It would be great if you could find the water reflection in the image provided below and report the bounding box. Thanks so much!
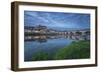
[24,34,90,42]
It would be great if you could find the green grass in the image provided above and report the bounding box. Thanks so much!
[54,40,90,59]
[32,40,90,61]
[32,50,50,61]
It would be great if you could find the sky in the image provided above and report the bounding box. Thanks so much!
[24,11,90,31]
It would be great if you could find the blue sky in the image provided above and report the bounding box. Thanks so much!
[24,11,90,31]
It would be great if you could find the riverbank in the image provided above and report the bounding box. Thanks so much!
[32,40,90,61]
[54,40,90,59]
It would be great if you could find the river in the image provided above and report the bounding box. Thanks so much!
[24,35,89,61]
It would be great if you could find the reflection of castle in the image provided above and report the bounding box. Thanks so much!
[24,25,90,36]
[25,34,90,42]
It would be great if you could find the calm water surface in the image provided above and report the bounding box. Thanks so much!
[24,35,89,61]
[24,38,73,61]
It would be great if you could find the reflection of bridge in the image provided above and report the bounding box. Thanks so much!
[25,34,90,42]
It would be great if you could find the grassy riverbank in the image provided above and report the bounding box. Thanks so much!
[54,40,90,59]
[32,40,90,61]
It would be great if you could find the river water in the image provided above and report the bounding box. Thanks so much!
[24,35,89,61]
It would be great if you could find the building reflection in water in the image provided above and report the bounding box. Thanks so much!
[24,34,90,43]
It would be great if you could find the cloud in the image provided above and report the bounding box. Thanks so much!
[24,11,90,30]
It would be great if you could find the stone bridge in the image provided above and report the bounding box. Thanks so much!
[56,29,90,36]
